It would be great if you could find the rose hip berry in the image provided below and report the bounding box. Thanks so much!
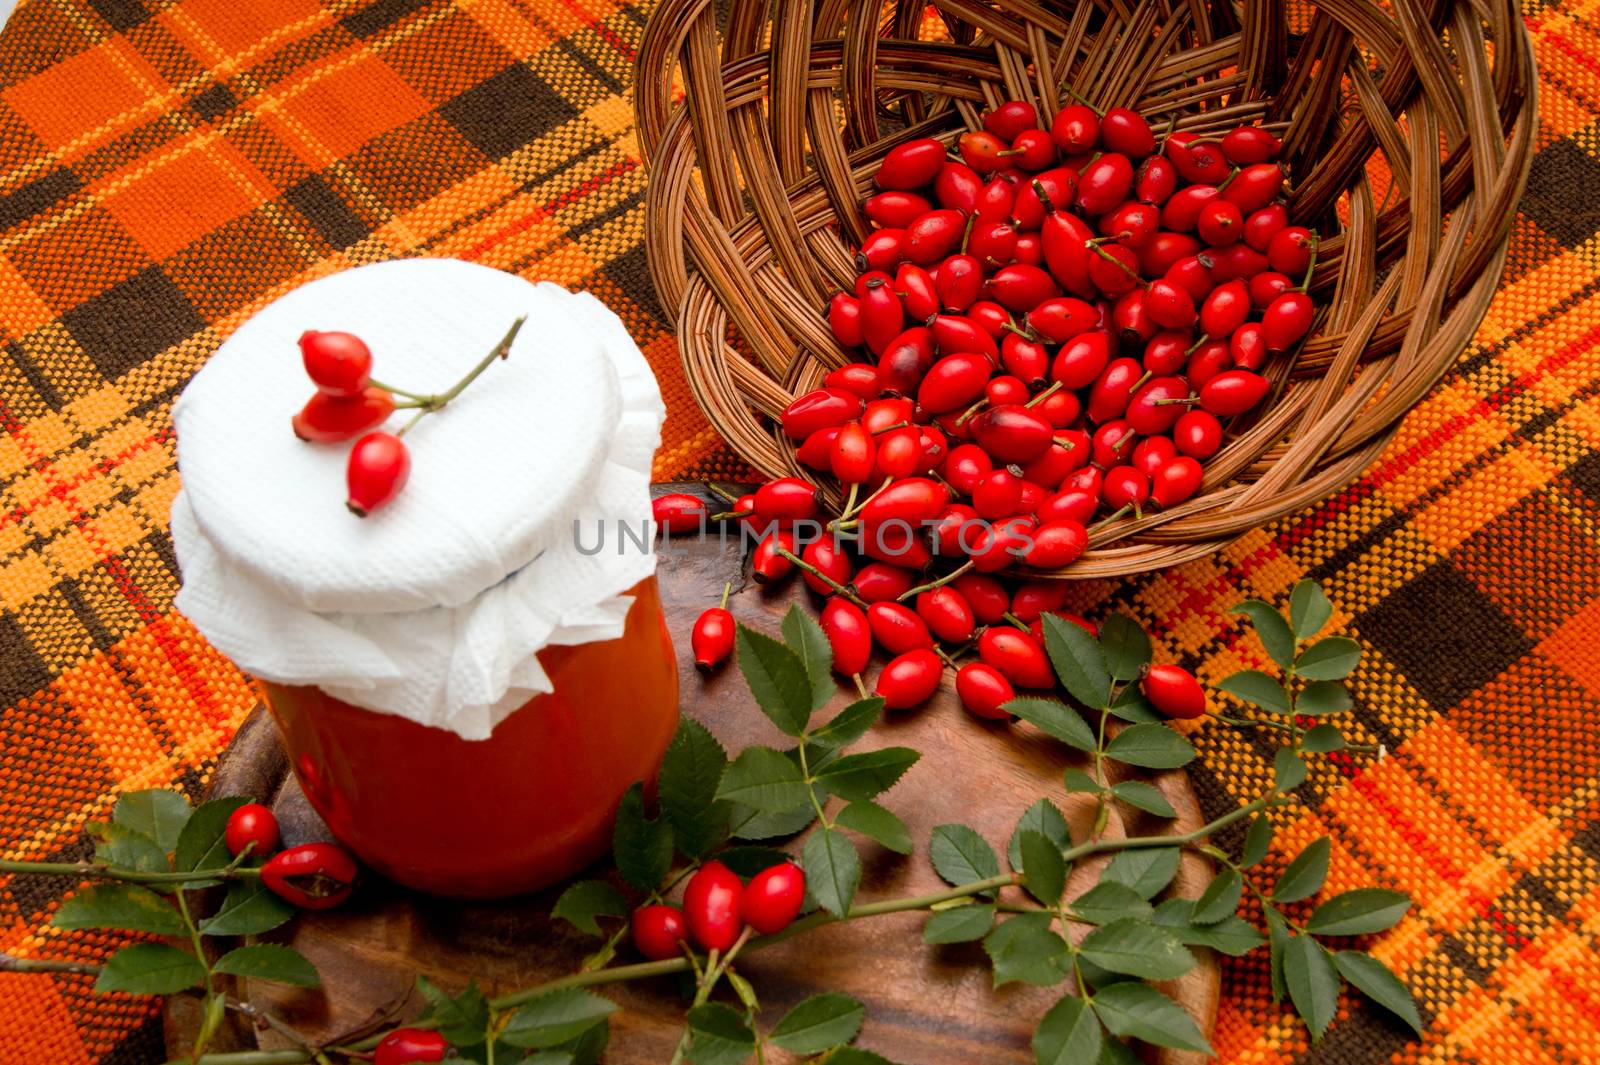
[683,861,744,951]
[631,904,688,960]
[299,331,373,397]
[692,585,735,671]
[740,862,806,934]
[374,1029,449,1065]
[224,803,280,859]
[1142,663,1208,719]
[261,842,358,909]
[956,661,1017,720]
[875,648,943,709]
[345,432,411,517]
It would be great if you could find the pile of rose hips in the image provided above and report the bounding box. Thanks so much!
[293,319,521,516]
[223,801,360,910]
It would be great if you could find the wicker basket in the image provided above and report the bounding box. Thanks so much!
[634,0,1536,578]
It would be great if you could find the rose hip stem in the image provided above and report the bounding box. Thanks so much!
[393,315,527,437]
[898,559,975,601]
[774,547,867,607]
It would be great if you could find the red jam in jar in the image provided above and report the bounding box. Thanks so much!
[261,578,678,898]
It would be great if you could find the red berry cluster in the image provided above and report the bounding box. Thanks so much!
[223,802,360,910]
[800,102,1314,535]
[294,330,412,516]
[631,860,806,960]
[292,318,523,516]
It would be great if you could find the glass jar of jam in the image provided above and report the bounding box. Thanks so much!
[171,260,675,898]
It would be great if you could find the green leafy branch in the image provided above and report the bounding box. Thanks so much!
[4,581,1424,1064]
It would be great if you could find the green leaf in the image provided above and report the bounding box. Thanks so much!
[1273,837,1331,903]
[1335,950,1423,1034]
[1091,982,1212,1053]
[1007,798,1072,872]
[551,881,627,937]
[113,789,192,852]
[923,904,995,943]
[1157,910,1268,956]
[212,944,320,987]
[94,943,205,995]
[520,1054,576,1065]
[89,821,168,874]
[172,796,252,881]
[802,827,860,916]
[930,824,1001,893]
[810,698,883,748]
[417,976,491,1047]
[1232,599,1296,670]
[1191,868,1244,925]
[1289,580,1333,639]
[1095,1037,1141,1065]
[1302,724,1346,752]
[1069,882,1152,925]
[1285,934,1340,1040]
[1004,697,1096,752]
[1296,636,1362,681]
[715,846,792,877]
[198,879,295,937]
[781,605,836,713]
[53,884,184,935]
[501,989,617,1048]
[1103,723,1195,769]
[1307,888,1410,936]
[1041,614,1111,708]
[1104,688,1163,724]
[612,782,674,891]
[728,801,819,842]
[1102,846,1180,899]
[1019,830,1066,906]
[823,1050,896,1065]
[1275,748,1308,792]
[1299,680,1353,716]
[813,747,918,801]
[736,623,814,736]
[1079,919,1195,980]
[548,1017,608,1065]
[715,747,810,813]
[1062,768,1103,794]
[1241,814,1273,868]
[1097,614,1151,681]
[835,801,912,854]
[685,1002,754,1065]
[1218,670,1291,714]
[769,993,865,1055]
[1110,780,1176,818]
[1033,994,1104,1065]
[983,912,1070,988]
[659,718,731,859]
[1266,908,1290,1003]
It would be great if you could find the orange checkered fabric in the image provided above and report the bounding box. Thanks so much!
[0,0,1594,1062]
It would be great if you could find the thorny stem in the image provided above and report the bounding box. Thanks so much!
[704,482,742,505]
[0,860,261,885]
[1024,381,1063,409]
[1218,714,1381,753]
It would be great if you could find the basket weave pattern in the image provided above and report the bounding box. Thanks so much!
[635,0,1536,577]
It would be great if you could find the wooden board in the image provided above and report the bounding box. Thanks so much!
[165,488,1220,1064]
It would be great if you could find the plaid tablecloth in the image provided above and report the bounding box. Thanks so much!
[0,0,1594,1061]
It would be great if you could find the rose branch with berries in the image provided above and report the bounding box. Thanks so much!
[294,317,526,515]
[0,582,1414,1064]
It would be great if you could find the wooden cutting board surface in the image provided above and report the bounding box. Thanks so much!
[165,487,1219,1064]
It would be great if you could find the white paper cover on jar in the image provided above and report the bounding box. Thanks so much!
[170,259,665,740]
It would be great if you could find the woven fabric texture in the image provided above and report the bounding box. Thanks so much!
[0,0,1593,1062]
